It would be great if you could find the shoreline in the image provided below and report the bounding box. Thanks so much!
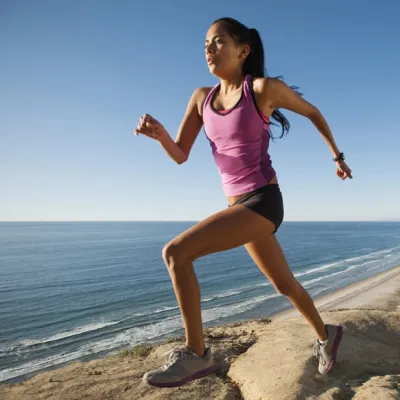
[271,264,400,321]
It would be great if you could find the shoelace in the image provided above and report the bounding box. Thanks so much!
[162,348,192,370]
[312,342,326,366]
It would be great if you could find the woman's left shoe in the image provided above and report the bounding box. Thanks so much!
[312,324,344,374]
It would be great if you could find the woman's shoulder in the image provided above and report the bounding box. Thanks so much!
[193,86,213,100]
[192,87,213,117]
[252,76,289,95]
[252,76,271,93]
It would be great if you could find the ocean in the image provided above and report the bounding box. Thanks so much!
[1,221,400,383]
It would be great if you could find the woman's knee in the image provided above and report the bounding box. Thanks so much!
[274,278,300,297]
[162,241,177,269]
[162,240,191,272]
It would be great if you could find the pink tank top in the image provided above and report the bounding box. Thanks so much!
[202,74,276,196]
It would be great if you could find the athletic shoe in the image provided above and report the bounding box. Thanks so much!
[312,324,343,374]
[143,346,215,387]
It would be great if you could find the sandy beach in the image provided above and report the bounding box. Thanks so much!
[1,266,399,400]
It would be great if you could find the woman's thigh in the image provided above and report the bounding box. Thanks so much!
[163,204,276,263]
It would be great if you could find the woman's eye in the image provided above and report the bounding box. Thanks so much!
[204,39,224,48]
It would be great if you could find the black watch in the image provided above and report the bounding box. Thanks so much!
[333,152,345,162]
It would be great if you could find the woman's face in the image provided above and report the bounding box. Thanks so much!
[205,23,247,77]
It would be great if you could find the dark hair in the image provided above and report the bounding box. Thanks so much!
[213,17,302,139]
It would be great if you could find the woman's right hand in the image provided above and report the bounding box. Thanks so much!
[134,114,169,142]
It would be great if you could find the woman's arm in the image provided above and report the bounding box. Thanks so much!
[134,87,208,164]
[259,78,352,179]
[172,87,209,163]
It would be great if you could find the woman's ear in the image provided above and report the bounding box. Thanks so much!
[239,44,251,60]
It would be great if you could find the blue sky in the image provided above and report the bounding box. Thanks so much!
[1,0,399,222]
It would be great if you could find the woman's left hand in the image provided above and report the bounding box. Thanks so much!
[336,160,353,180]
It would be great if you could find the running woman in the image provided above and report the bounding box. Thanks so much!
[134,17,352,388]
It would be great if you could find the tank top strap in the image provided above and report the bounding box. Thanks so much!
[243,74,271,125]
[203,83,219,114]
[243,74,253,97]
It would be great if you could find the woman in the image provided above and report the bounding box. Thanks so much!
[134,17,352,388]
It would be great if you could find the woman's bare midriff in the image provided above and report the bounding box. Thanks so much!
[227,175,278,206]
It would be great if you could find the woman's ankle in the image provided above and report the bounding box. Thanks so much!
[186,343,206,357]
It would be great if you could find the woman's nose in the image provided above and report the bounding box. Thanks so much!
[205,43,215,54]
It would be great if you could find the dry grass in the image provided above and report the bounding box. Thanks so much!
[119,344,153,358]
